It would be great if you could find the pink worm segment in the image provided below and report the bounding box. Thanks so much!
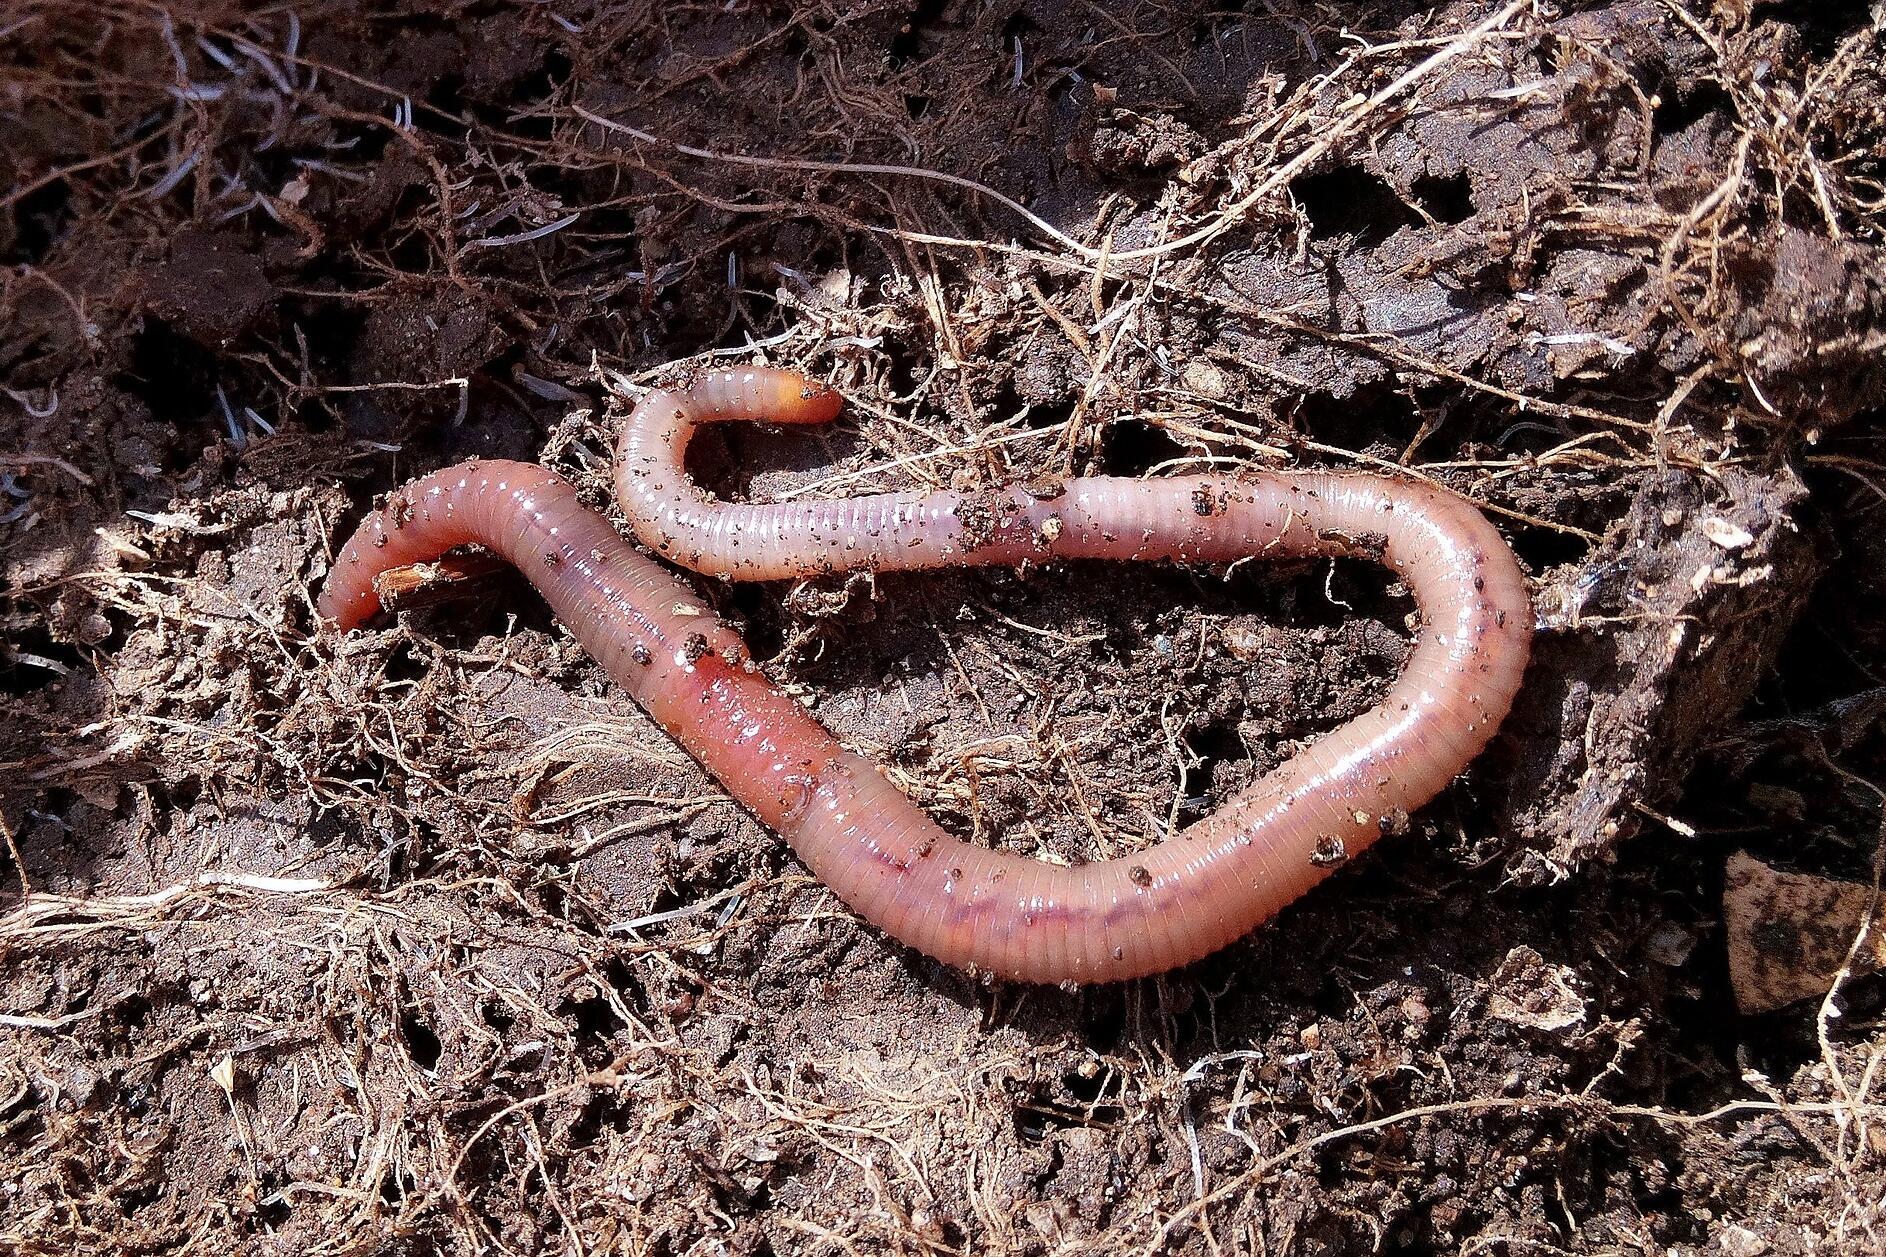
[321,367,1531,984]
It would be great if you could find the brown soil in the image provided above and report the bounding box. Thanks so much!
[5,2,1886,1253]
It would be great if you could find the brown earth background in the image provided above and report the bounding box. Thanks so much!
[4,1,1886,1253]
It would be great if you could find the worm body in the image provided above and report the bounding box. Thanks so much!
[323,368,1531,983]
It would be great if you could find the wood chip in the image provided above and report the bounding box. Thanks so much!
[1700,516,1755,550]
[374,548,510,613]
[1486,945,1588,1033]
[1723,851,1886,1015]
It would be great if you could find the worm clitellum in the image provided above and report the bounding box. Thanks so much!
[321,367,1531,983]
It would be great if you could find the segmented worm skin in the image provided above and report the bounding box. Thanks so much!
[322,367,1531,984]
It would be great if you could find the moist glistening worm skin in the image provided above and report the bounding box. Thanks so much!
[321,367,1532,984]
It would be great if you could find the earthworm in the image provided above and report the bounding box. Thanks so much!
[322,367,1531,984]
